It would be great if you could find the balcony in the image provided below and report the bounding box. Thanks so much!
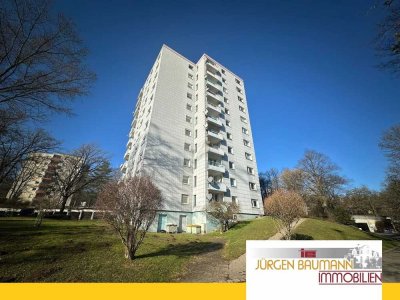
[206,90,223,104]
[206,80,222,93]
[120,163,127,174]
[207,115,222,127]
[208,145,224,157]
[124,151,130,161]
[207,102,222,114]
[206,70,221,83]
[208,161,225,174]
[127,139,132,148]
[207,129,223,142]
[208,181,227,193]
[206,60,219,73]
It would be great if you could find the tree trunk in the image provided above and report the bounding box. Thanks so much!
[59,195,69,213]
[35,210,44,227]
[124,246,137,260]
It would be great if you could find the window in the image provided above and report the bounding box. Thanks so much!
[240,116,247,123]
[194,159,197,169]
[195,129,198,138]
[224,97,229,104]
[230,178,237,187]
[227,132,232,140]
[229,161,235,169]
[228,146,233,154]
[237,87,242,93]
[194,176,197,187]
[185,129,191,137]
[243,139,250,147]
[196,84,198,91]
[187,93,193,99]
[186,104,192,111]
[242,127,249,135]
[196,94,198,101]
[194,143,197,153]
[238,96,244,103]
[189,65,194,70]
[188,73,193,80]
[222,69,225,74]
[183,158,191,167]
[186,115,192,123]
[195,117,198,125]
[181,194,189,204]
[222,78,226,84]
[195,105,198,112]
[232,196,237,205]
[245,152,253,160]
[247,167,254,175]
[184,143,191,151]
[235,78,241,85]
[225,108,230,115]
[182,176,189,184]
[251,199,259,208]
[239,105,245,113]
[249,182,257,191]
[223,87,228,93]
[226,120,231,127]
[193,195,197,207]
[188,83,193,89]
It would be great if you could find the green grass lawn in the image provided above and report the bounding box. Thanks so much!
[210,216,277,260]
[294,218,399,251]
[0,217,220,282]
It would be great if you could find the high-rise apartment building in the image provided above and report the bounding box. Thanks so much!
[121,45,263,233]
[7,153,73,205]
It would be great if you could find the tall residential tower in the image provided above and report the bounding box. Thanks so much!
[121,45,263,232]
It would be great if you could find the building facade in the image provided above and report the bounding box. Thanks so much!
[7,153,72,205]
[121,45,263,233]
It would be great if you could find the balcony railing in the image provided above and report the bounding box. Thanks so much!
[207,129,223,141]
[208,145,224,156]
[208,181,227,193]
[208,161,225,174]
[207,115,222,127]
[207,102,222,114]
[206,80,222,92]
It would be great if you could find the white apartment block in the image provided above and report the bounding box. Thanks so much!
[121,45,264,233]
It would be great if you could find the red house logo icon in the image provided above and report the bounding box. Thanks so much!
[300,248,317,258]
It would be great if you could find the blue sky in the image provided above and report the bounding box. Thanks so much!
[47,0,400,191]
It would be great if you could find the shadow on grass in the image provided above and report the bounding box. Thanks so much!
[291,233,314,240]
[228,221,251,231]
[135,241,224,259]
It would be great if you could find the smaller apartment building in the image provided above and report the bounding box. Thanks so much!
[7,153,73,206]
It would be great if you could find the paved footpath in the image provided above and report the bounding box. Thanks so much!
[383,246,400,282]
[178,219,305,282]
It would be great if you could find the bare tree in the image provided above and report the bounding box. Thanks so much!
[96,176,163,260]
[280,168,306,194]
[6,153,46,200]
[379,124,400,228]
[32,193,58,227]
[343,186,381,216]
[207,201,239,232]
[379,124,400,180]
[375,0,400,74]
[297,150,347,213]
[0,126,58,192]
[52,144,112,213]
[0,0,95,122]
[259,168,280,201]
[264,190,307,240]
